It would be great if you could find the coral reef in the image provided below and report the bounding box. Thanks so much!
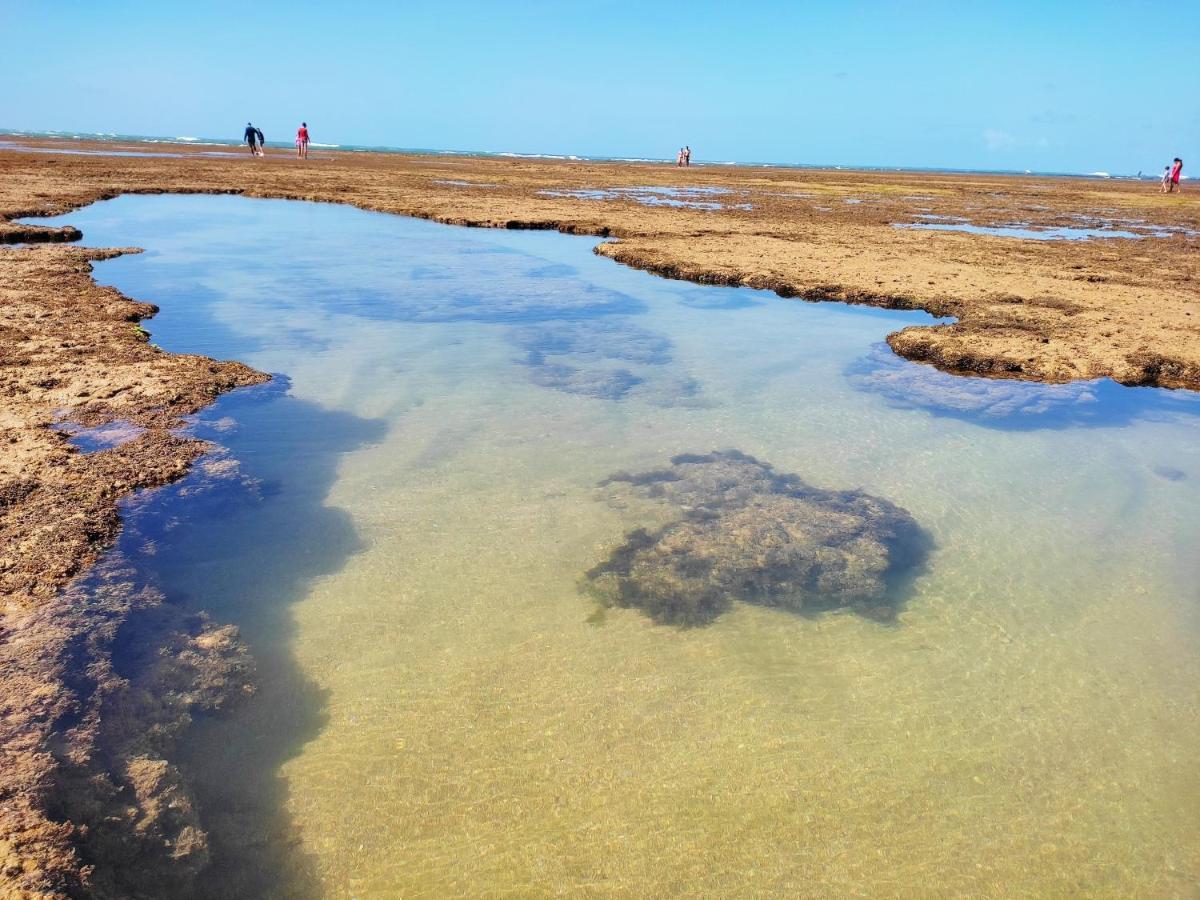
[511,318,704,406]
[586,451,928,626]
[509,319,672,366]
[0,553,253,898]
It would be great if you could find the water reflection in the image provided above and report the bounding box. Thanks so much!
[847,343,1200,430]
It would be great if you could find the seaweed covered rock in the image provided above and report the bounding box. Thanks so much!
[586,451,928,626]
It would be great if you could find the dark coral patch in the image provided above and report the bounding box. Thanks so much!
[587,451,929,626]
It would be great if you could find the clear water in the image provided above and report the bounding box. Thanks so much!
[898,221,1155,240]
[30,195,1200,897]
[537,186,741,210]
[53,419,146,453]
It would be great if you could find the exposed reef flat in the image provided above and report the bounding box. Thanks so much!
[0,136,1196,895]
[586,451,929,626]
[0,241,264,896]
[2,136,1198,389]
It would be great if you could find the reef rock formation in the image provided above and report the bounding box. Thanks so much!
[512,318,704,406]
[0,553,253,898]
[509,319,672,366]
[586,451,928,626]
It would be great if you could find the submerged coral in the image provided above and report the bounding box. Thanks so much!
[511,318,705,407]
[510,319,672,366]
[0,554,253,899]
[586,451,928,626]
[522,354,644,400]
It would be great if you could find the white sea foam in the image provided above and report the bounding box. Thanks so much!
[498,152,569,160]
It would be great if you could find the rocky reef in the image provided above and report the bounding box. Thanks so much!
[511,318,704,406]
[509,319,672,366]
[0,554,253,898]
[0,431,265,898]
[585,451,929,626]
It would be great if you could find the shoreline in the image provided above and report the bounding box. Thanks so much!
[0,129,1176,180]
[0,137,1197,895]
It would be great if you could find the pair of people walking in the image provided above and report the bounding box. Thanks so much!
[676,145,691,167]
[1160,157,1183,193]
[242,121,311,158]
[243,122,265,156]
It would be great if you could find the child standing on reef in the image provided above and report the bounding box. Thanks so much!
[296,122,310,159]
[1161,165,1172,192]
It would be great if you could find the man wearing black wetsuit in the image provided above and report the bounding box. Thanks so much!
[244,122,258,155]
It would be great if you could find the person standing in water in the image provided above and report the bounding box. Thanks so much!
[244,122,258,156]
[296,122,310,159]
[683,145,691,167]
[1170,157,1183,192]
[254,126,266,157]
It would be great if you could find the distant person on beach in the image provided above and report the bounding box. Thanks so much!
[1161,165,1172,193]
[1170,157,1183,192]
[676,148,684,167]
[244,122,258,156]
[296,122,310,159]
[254,127,265,156]
[684,146,691,167]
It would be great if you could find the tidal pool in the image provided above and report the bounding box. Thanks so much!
[34,195,1200,897]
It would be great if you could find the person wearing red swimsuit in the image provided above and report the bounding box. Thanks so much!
[296,122,310,159]
[1169,158,1183,193]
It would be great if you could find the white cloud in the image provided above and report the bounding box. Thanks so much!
[983,129,1017,151]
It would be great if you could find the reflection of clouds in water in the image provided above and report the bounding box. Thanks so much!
[55,419,146,454]
[847,344,1200,429]
[674,286,767,311]
[290,244,644,324]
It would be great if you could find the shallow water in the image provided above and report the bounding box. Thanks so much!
[33,195,1200,897]
[897,220,1163,240]
[537,186,743,210]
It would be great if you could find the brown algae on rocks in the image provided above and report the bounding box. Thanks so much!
[585,451,929,626]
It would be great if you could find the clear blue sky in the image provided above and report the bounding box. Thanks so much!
[2,1,1196,173]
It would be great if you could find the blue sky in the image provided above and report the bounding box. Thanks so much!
[2,1,1196,173]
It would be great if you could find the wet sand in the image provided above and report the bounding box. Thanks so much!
[0,136,1197,896]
